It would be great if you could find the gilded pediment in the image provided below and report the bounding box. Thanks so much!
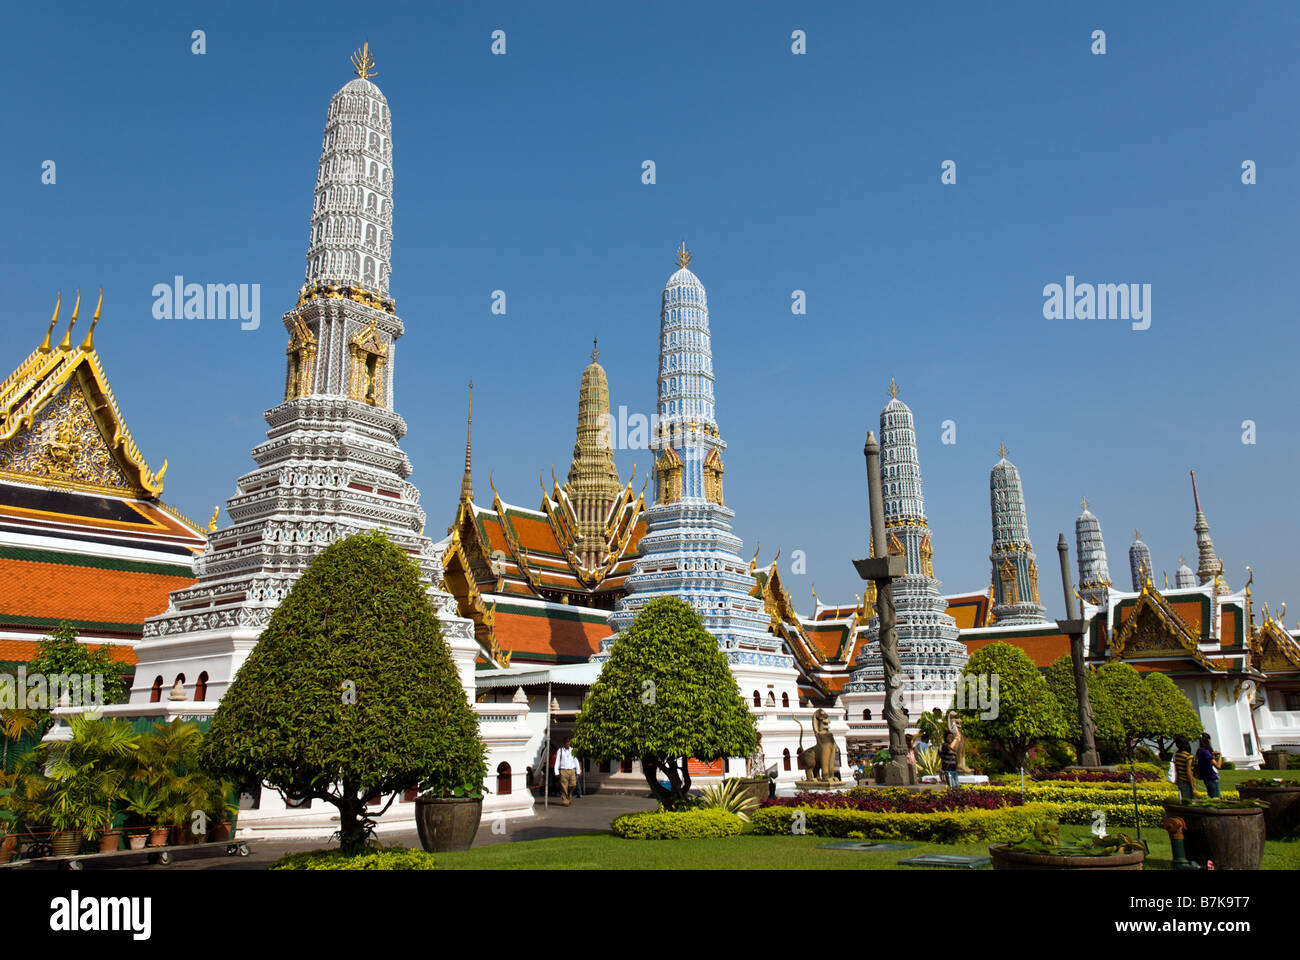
[1109,586,1209,667]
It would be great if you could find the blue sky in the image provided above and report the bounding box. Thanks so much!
[4,2,1298,618]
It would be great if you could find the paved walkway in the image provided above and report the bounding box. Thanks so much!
[161,789,657,870]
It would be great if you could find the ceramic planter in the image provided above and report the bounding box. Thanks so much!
[1235,783,1300,839]
[148,826,170,848]
[1161,801,1266,869]
[414,797,483,852]
[0,832,17,863]
[51,830,81,856]
[128,833,149,850]
[989,843,1145,870]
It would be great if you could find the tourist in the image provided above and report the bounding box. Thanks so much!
[1173,735,1196,801]
[554,737,580,806]
[940,732,959,789]
[1195,733,1222,799]
[905,733,917,765]
[916,731,932,760]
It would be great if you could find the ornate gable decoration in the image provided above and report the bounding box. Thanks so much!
[1109,584,1212,669]
[0,293,167,498]
[347,320,389,407]
[1252,618,1300,675]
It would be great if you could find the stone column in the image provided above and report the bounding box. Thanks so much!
[853,432,911,785]
[1056,533,1100,767]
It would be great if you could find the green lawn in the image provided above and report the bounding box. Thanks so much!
[433,823,1300,870]
[1218,769,1300,790]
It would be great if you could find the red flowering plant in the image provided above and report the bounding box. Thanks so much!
[760,789,1022,813]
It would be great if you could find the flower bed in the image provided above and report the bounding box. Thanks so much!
[772,788,1022,813]
[1031,769,1160,783]
[751,801,1059,843]
[611,809,744,839]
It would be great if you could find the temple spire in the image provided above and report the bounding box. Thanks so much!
[1190,470,1227,591]
[565,345,622,567]
[1075,498,1111,608]
[989,446,1045,623]
[460,379,474,502]
[1129,529,1153,591]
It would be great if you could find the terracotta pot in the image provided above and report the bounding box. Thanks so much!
[52,830,81,857]
[0,832,17,863]
[1162,802,1266,870]
[989,843,1145,870]
[97,830,123,853]
[209,820,231,843]
[1236,784,1300,839]
[148,826,170,848]
[414,797,483,853]
[128,833,148,851]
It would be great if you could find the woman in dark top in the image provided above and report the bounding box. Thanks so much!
[1195,733,1222,798]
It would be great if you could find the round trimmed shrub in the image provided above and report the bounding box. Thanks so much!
[611,809,744,839]
[271,847,438,870]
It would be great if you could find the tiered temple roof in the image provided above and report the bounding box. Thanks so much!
[0,293,206,662]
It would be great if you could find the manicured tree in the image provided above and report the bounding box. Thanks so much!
[1044,656,1123,759]
[956,643,1066,771]
[1141,672,1203,759]
[202,531,486,854]
[572,597,757,809]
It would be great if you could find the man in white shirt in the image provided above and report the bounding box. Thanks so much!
[553,738,580,806]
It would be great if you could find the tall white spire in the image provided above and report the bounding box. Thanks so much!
[302,42,394,300]
[989,445,1045,624]
[1076,498,1111,608]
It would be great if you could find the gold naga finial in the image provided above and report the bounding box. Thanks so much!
[1163,571,1169,589]
[208,505,219,533]
[675,241,691,270]
[1081,495,1088,511]
[998,442,1007,460]
[58,290,81,350]
[351,41,377,79]
[40,291,62,352]
[80,289,103,351]
[748,541,761,574]
[1244,566,1254,597]
[1134,529,1141,541]
[888,377,899,400]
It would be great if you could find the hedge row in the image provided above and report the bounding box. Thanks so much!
[971,782,1177,807]
[1050,801,1168,828]
[749,802,1060,843]
[270,847,438,870]
[611,809,744,839]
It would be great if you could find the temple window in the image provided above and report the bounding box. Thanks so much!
[195,672,209,702]
[348,322,388,407]
[150,676,163,703]
[752,691,761,707]
[496,762,512,795]
[781,692,790,707]
[783,749,791,771]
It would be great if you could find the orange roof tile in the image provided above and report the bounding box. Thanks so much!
[0,637,136,665]
[963,632,1071,668]
[0,556,192,629]
[492,608,609,661]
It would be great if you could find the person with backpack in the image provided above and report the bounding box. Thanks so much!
[1172,735,1196,801]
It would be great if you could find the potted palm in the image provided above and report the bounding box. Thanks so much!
[134,722,206,845]
[871,747,892,784]
[33,715,139,856]
[120,781,163,849]
[199,775,239,843]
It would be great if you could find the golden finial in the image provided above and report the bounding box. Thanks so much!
[1134,529,1141,541]
[998,442,1007,460]
[208,505,219,532]
[1081,496,1088,511]
[58,290,81,350]
[888,377,899,400]
[40,291,62,352]
[80,288,102,351]
[675,241,691,270]
[1163,571,1169,589]
[1244,566,1253,597]
[461,379,474,502]
[351,42,377,79]
[591,337,599,363]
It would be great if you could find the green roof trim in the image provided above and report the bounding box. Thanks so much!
[0,544,193,578]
